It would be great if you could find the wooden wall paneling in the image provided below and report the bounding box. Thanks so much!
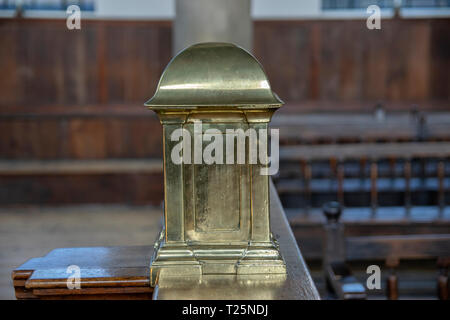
[63,23,99,105]
[0,110,163,160]
[105,118,130,158]
[405,21,431,101]
[0,19,172,107]
[0,118,64,160]
[363,19,388,102]
[11,120,33,158]
[25,22,61,105]
[0,19,19,106]
[254,21,313,102]
[128,117,163,159]
[0,173,164,205]
[97,23,107,104]
[0,121,14,158]
[254,21,286,100]
[308,22,321,100]
[128,172,164,206]
[68,118,107,159]
[385,19,410,101]
[104,24,127,104]
[31,119,60,159]
[430,19,450,101]
[338,20,363,101]
[0,18,448,112]
[319,21,341,101]
[103,21,171,105]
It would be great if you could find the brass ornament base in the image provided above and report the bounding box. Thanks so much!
[150,230,286,286]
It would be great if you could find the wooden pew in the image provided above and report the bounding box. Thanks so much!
[277,141,450,216]
[322,201,450,300]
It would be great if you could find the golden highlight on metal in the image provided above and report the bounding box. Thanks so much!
[146,42,286,286]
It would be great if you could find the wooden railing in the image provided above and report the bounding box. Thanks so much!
[276,141,450,220]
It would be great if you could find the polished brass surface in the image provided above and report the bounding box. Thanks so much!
[147,42,287,286]
[145,42,283,109]
[153,182,320,300]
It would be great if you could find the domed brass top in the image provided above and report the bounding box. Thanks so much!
[145,42,283,110]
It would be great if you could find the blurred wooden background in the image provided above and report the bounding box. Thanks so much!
[1,17,449,206]
[1,16,449,299]
[1,18,449,108]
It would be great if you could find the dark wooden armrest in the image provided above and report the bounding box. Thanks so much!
[325,261,366,300]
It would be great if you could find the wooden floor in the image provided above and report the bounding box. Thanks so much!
[0,205,163,300]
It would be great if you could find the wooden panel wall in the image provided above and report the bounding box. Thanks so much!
[0,171,164,205]
[0,18,172,107]
[0,18,449,161]
[0,18,448,205]
[0,106,162,159]
[0,18,449,109]
[253,18,450,106]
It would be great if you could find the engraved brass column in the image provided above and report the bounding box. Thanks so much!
[146,43,286,285]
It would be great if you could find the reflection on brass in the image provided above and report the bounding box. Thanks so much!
[154,274,288,300]
[146,42,286,286]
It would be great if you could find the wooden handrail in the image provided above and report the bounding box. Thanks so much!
[280,142,450,162]
[0,159,163,175]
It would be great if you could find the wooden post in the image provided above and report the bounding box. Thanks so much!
[386,257,400,300]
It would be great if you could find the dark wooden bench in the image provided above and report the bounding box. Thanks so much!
[272,111,450,145]
[322,201,450,300]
